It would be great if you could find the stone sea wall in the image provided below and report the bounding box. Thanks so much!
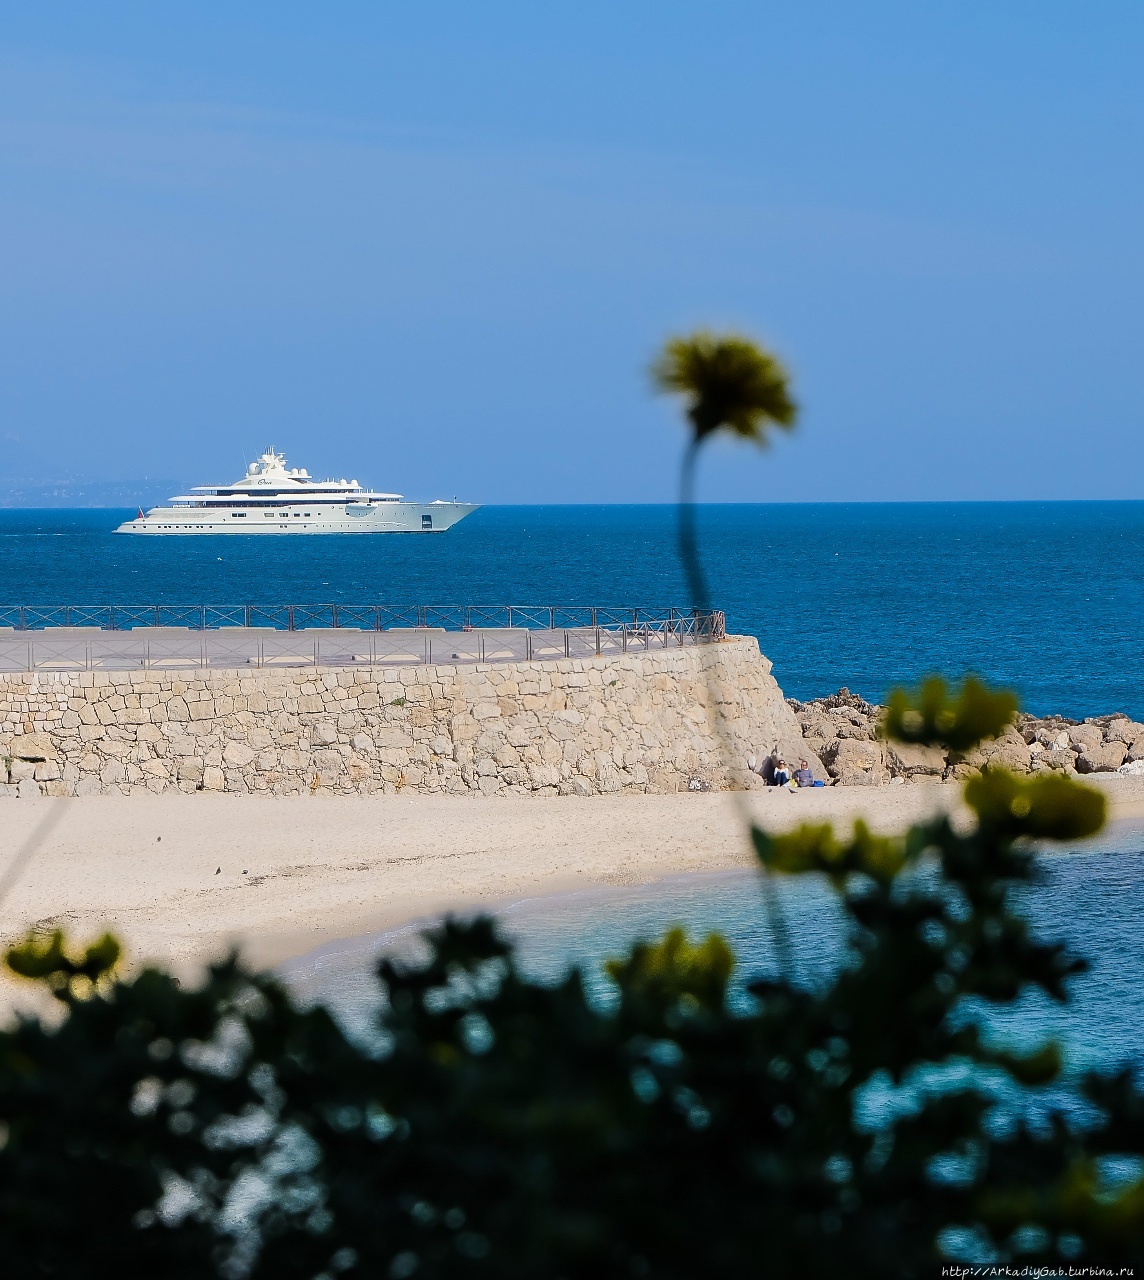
[0,636,814,799]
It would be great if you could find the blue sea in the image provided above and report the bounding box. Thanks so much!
[1,500,1142,718]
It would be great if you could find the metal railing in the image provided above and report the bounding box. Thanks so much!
[0,604,719,633]
[0,606,726,674]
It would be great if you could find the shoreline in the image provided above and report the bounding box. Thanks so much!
[1,776,1141,1004]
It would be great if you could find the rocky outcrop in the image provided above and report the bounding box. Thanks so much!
[0,636,815,799]
[789,690,1144,784]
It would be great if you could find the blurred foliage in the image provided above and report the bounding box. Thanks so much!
[652,331,797,447]
[1,683,1141,1278]
[654,329,798,623]
[884,675,1019,754]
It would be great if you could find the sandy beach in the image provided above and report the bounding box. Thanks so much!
[1,775,1142,987]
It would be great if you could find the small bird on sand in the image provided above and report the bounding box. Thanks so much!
[215,867,221,874]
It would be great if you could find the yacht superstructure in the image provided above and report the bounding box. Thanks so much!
[114,450,477,535]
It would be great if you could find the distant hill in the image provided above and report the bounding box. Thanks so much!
[0,479,179,509]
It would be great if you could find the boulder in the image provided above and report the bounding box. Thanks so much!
[885,740,947,778]
[1033,725,1071,749]
[1128,738,1144,763]
[1034,746,1078,772]
[1106,719,1144,744]
[982,730,1032,773]
[1076,742,1127,774]
[1068,724,1104,752]
[822,738,887,786]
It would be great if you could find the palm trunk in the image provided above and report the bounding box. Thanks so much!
[678,439,793,977]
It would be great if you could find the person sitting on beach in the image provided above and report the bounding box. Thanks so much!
[794,759,815,787]
[772,757,791,786]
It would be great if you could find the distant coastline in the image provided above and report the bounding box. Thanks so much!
[0,481,178,509]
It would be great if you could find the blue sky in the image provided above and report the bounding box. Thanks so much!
[1,3,1141,502]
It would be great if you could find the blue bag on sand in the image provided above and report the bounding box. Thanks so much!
[813,780,825,787]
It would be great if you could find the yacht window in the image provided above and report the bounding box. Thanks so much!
[279,512,288,518]
[231,512,246,518]
[304,512,311,517]
[264,512,275,518]
[422,514,433,529]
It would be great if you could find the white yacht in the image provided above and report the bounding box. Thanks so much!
[114,449,478,535]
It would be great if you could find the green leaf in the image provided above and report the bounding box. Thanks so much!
[883,675,1017,752]
[965,768,1106,841]
[606,926,734,1011]
[6,930,121,986]
[752,820,907,885]
[984,1040,1063,1086]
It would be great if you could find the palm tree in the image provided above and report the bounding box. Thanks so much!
[654,331,798,970]
[653,331,797,615]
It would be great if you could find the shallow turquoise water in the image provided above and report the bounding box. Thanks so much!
[282,822,1144,1077]
[1,501,1142,717]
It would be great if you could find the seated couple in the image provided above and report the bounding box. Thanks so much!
[749,752,817,787]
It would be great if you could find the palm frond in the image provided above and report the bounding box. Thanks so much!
[653,331,797,443]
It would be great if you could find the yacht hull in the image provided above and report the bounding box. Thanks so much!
[115,502,478,535]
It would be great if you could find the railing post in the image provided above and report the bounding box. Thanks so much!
[595,627,601,656]
[564,631,570,659]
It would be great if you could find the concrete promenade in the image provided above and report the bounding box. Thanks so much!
[0,625,700,675]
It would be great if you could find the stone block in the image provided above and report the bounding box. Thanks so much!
[12,732,57,760]
[177,759,204,783]
[223,741,256,768]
